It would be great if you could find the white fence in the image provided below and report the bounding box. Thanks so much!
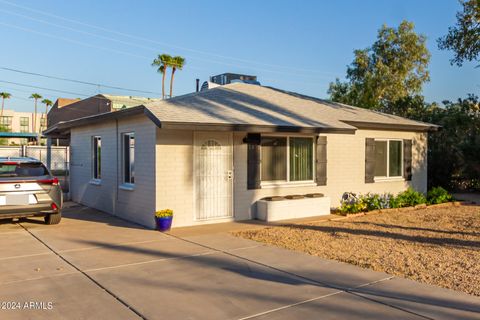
[0,146,69,171]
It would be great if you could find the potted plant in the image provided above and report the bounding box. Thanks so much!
[155,209,173,232]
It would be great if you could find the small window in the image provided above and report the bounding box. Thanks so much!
[123,133,135,184]
[374,140,403,178]
[0,116,12,131]
[20,117,29,133]
[289,137,313,181]
[92,136,101,180]
[261,137,287,181]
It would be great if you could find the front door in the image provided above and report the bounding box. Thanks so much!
[194,132,233,220]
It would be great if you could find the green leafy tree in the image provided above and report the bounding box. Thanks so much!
[169,56,186,98]
[328,21,431,111]
[152,54,173,99]
[415,94,480,190]
[29,93,42,133]
[438,0,480,66]
[0,92,11,117]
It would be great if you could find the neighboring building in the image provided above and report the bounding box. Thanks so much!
[210,73,260,85]
[48,95,161,127]
[46,83,437,229]
[0,109,48,145]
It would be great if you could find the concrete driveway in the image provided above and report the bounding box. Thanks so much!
[0,203,479,320]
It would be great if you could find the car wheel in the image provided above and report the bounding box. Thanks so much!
[45,211,62,225]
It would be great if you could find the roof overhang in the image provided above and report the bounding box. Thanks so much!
[341,120,440,132]
[44,106,146,138]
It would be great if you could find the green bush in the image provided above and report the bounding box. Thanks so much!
[340,192,394,214]
[395,188,426,207]
[427,187,453,204]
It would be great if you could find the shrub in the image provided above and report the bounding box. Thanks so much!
[395,188,426,207]
[362,193,394,211]
[339,192,366,214]
[155,209,173,218]
[339,192,393,214]
[427,187,453,204]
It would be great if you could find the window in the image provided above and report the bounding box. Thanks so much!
[0,116,12,131]
[374,140,403,178]
[261,136,314,183]
[290,137,314,181]
[261,137,287,181]
[122,132,135,184]
[92,136,101,180]
[0,162,48,177]
[40,118,47,129]
[20,117,29,133]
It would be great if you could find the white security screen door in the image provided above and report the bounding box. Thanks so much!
[194,132,233,220]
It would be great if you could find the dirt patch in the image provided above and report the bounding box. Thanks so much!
[233,205,480,296]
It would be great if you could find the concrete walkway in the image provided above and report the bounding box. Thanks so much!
[0,204,479,320]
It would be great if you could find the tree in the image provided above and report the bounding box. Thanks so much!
[169,56,186,98]
[29,93,42,133]
[41,98,53,128]
[0,92,11,117]
[438,0,480,66]
[328,21,431,111]
[152,54,173,99]
[415,95,480,190]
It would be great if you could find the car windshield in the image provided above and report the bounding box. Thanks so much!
[0,163,49,177]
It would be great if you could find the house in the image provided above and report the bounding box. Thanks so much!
[48,94,161,128]
[0,109,50,145]
[45,83,438,228]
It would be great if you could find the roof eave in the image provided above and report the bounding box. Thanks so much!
[44,106,146,137]
[341,120,440,132]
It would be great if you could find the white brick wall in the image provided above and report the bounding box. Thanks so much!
[70,115,157,228]
[155,129,194,228]
[72,122,427,229]
[154,128,427,227]
[233,130,427,220]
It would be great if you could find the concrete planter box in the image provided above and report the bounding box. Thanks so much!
[256,197,331,222]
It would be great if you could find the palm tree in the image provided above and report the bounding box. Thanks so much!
[30,93,42,133]
[169,56,186,98]
[0,92,11,117]
[152,54,172,99]
[41,98,53,129]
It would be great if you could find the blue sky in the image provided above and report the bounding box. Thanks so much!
[0,0,478,112]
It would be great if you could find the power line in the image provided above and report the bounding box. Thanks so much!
[0,18,329,80]
[0,80,93,97]
[0,0,339,78]
[0,67,162,95]
[0,80,154,105]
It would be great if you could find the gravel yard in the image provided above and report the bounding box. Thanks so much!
[234,205,480,296]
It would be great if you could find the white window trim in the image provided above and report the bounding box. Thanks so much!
[121,132,135,186]
[89,178,102,186]
[92,136,101,181]
[119,183,135,191]
[260,135,316,186]
[374,139,404,182]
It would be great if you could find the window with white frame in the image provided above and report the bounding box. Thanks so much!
[374,140,403,178]
[122,132,135,184]
[92,136,101,180]
[261,136,314,183]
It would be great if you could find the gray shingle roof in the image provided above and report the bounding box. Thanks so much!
[144,83,437,132]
